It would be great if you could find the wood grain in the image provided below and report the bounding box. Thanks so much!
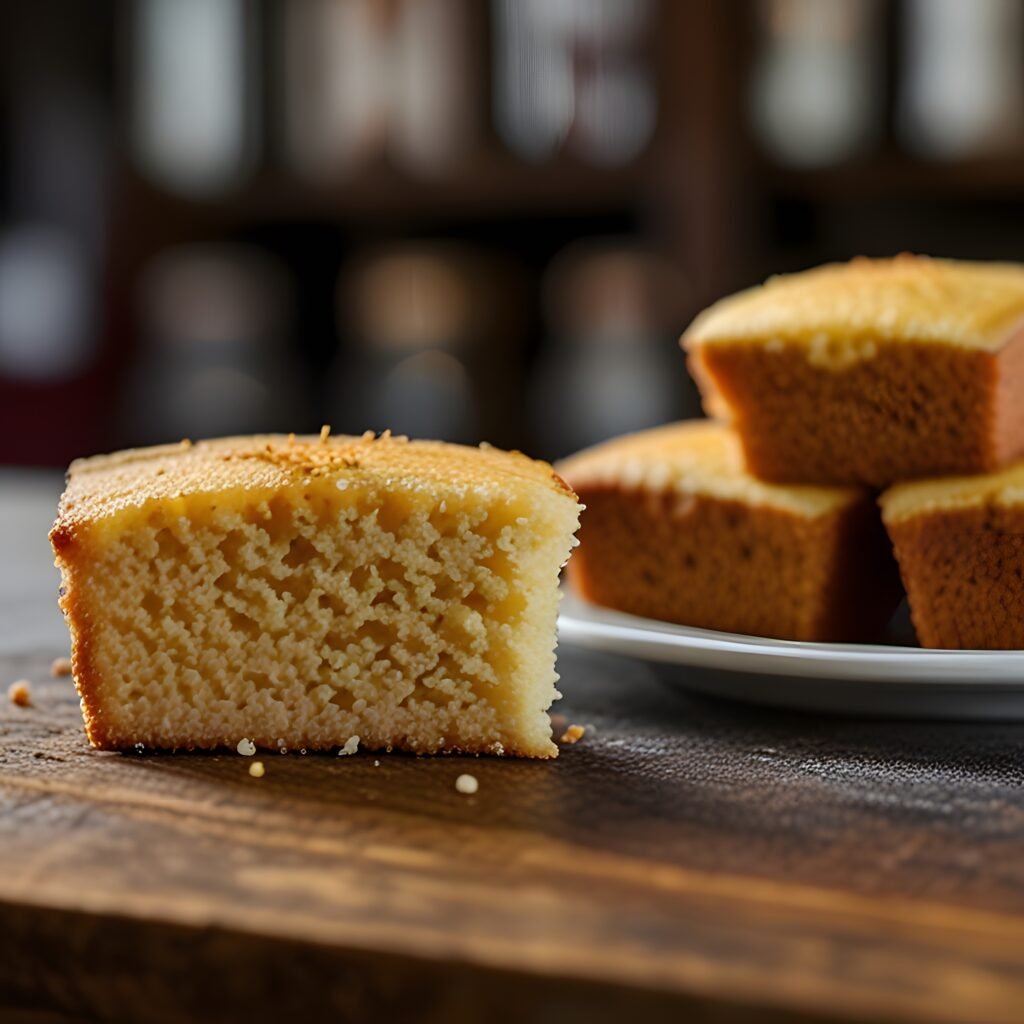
[3,647,1024,1023]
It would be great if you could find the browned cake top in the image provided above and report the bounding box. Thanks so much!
[53,432,576,532]
[881,459,1024,524]
[556,420,862,517]
[684,254,1024,356]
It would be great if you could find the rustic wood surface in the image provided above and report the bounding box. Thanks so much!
[3,476,1024,1023]
[3,646,1024,1024]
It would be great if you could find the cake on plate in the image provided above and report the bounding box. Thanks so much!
[558,420,902,643]
[683,255,1024,487]
[882,461,1024,649]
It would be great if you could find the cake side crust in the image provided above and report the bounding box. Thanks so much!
[565,483,900,643]
[51,525,112,749]
[688,338,1023,487]
[884,504,1024,649]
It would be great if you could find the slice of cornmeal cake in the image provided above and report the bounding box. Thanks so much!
[882,462,1024,649]
[683,255,1024,487]
[50,432,581,757]
[557,421,902,643]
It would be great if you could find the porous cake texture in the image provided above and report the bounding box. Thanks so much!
[558,421,902,643]
[50,433,581,757]
[881,462,1024,649]
[683,255,1024,487]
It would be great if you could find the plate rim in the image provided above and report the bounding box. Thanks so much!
[557,593,1024,687]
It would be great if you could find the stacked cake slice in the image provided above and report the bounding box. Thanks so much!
[558,421,901,643]
[562,254,1024,649]
[684,254,1024,487]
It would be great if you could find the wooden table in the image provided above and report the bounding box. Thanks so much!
[3,475,1024,1023]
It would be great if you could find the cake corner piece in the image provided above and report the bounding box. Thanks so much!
[50,433,582,758]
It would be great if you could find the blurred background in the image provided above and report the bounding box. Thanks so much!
[4,0,1024,468]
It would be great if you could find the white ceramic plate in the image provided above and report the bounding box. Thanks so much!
[557,593,1024,720]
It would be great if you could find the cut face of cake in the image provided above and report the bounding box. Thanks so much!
[557,421,903,643]
[683,255,1024,487]
[881,463,1024,650]
[50,433,581,757]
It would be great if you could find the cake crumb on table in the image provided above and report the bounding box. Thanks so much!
[8,681,32,707]
[248,761,265,778]
[236,738,256,756]
[50,657,73,678]
[455,773,479,795]
[338,735,360,756]
[560,724,586,744]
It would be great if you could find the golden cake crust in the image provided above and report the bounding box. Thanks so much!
[556,420,862,517]
[53,432,573,539]
[881,456,1024,523]
[685,254,1024,354]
